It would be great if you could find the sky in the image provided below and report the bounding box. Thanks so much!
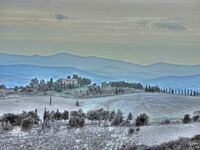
[0,0,200,65]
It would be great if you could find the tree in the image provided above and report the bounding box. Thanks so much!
[109,111,115,121]
[193,115,200,122]
[69,110,85,127]
[38,79,48,91]
[101,81,108,87]
[111,109,124,126]
[72,74,79,79]
[69,116,85,128]
[54,109,62,120]
[29,78,39,91]
[0,84,6,89]
[79,78,92,86]
[135,113,149,126]
[76,100,80,106]
[47,78,54,90]
[14,86,19,92]
[127,112,133,121]
[182,114,191,123]
[62,110,69,120]
[50,96,52,105]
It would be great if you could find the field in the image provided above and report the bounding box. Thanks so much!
[1,122,200,150]
[1,93,200,149]
[1,93,200,122]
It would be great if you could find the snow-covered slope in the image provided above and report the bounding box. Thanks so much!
[1,93,200,122]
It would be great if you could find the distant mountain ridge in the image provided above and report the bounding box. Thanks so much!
[0,52,200,89]
[146,74,200,90]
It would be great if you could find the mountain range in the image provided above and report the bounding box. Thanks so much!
[0,52,200,90]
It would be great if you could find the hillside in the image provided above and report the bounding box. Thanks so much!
[1,93,200,122]
[0,53,200,89]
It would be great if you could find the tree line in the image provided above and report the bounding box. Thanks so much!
[13,74,92,93]
[102,81,143,90]
[145,85,200,96]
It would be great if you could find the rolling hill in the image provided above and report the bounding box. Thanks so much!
[0,53,200,89]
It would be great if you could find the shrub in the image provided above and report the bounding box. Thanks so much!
[135,113,149,126]
[54,109,62,120]
[69,116,85,128]
[77,109,86,118]
[111,110,124,126]
[162,119,171,124]
[62,110,69,120]
[127,112,133,121]
[27,110,40,124]
[182,114,191,124]
[150,138,192,150]
[76,100,80,106]
[70,111,79,117]
[1,113,21,126]
[192,115,200,122]
[128,128,135,135]
[1,122,13,131]
[109,111,115,121]
[21,117,34,130]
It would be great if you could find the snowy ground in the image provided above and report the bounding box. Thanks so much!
[1,93,200,149]
[1,93,200,122]
[0,123,200,150]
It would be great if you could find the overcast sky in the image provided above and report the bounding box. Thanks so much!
[0,0,199,65]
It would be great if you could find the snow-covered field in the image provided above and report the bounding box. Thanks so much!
[1,93,200,122]
[1,93,200,149]
[1,123,200,150]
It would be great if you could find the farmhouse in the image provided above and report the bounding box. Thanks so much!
[60,78,78,89]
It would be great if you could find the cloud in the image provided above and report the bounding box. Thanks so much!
[54,13,68,21]
[154,20,186,30]
[134,19,187,31]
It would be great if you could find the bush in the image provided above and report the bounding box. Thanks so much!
[150,138,192,150]
[27,110,40,124]
[77,109,86,118]
[1,122,13,131]
[192,115,200,122]
[62,110,69,120]
[54,109,62,120]
[111,110,124,126]
[162,119,171,125]
[127,112,133,121]
[1,113,22,126]
[128,128,135,135]
[69,116,85,128]
[1,110,40,127]
[182,114,191,124]
[135,113,149,126]
[109,111,115,121]
[76,100,80,106]
[21,117,34,130]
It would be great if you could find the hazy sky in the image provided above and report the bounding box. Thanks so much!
[0,0,200,65]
